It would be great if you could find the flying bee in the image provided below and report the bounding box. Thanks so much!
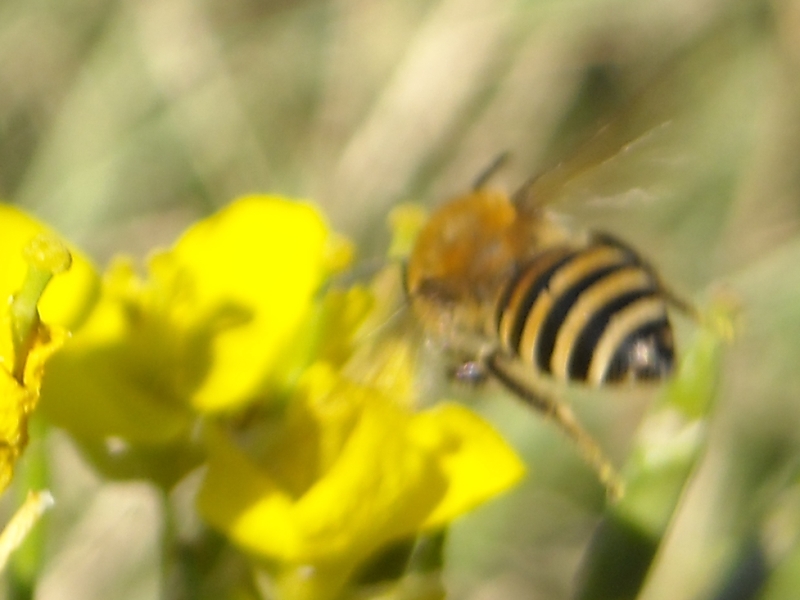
[404,152,697,497]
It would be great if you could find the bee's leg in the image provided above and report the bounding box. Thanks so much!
[484,352,624,500]
[659,285,702,322]
[661,283,739,343]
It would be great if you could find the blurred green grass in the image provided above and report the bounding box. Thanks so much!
[2,0,800,598]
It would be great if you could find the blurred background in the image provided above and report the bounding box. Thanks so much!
[2,0,800,598]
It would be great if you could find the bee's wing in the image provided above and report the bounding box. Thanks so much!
[514,17,754,214]
[337,263,454,408]
[514,118,674,214]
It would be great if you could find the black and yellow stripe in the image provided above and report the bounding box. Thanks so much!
[495,238,674,385]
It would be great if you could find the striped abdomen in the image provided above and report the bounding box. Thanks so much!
[495,237,674,385]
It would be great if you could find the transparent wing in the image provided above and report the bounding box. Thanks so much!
[337,263,465,410]
[513,16,758,215]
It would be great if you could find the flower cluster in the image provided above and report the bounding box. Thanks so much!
[30,195,524,598]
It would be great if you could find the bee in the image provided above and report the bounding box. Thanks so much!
[404,153,697,496]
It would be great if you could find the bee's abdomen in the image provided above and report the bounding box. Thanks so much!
[495,239,674,385]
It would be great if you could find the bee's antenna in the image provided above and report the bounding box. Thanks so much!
[511,174,542,214]
[472,152,511,190]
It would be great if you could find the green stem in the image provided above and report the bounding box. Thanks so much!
[8,234,71,382]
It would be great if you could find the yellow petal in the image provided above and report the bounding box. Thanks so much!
[0,369,32,493]
[198,386,440,564]
[41,196,335,445]
[39,286,193,444]
[0,320,66,495]
[169,195,331,412]
[414,402,526,528]
[285,390,443,562]
[198,378,524,571]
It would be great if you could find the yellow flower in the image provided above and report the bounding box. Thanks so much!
[0,205,96,493]
[39,196,346,483]
[0,205,95,571]
[198,339,525,599]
